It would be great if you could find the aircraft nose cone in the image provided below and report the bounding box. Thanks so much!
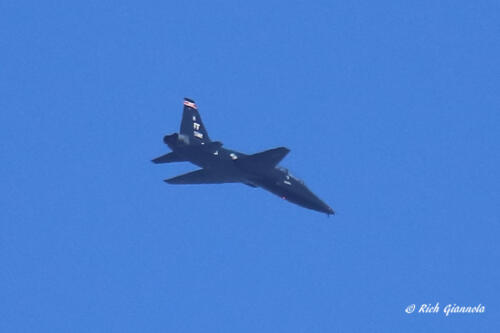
[304,190,335,215]
[315,200,335,215]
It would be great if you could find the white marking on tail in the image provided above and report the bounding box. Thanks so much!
[184,100,197,109]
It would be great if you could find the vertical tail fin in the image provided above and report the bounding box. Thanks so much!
[180,98,210,145]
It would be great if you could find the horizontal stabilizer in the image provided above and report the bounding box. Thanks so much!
[165,169,241,184]
[235,147,290,171]
[151,152,186,164]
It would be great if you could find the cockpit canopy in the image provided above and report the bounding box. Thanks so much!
[277,166,288,174]
[277,166,304,184]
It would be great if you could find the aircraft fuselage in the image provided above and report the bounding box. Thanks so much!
[162,133,335,215]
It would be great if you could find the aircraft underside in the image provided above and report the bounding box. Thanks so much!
[152,98,335,215]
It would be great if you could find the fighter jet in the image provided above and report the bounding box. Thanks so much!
[152,98,335,215]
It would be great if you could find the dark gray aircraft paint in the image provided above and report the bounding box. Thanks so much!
[152,98,335,215]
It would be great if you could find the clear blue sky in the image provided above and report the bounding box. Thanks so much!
[1,1,499,331]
